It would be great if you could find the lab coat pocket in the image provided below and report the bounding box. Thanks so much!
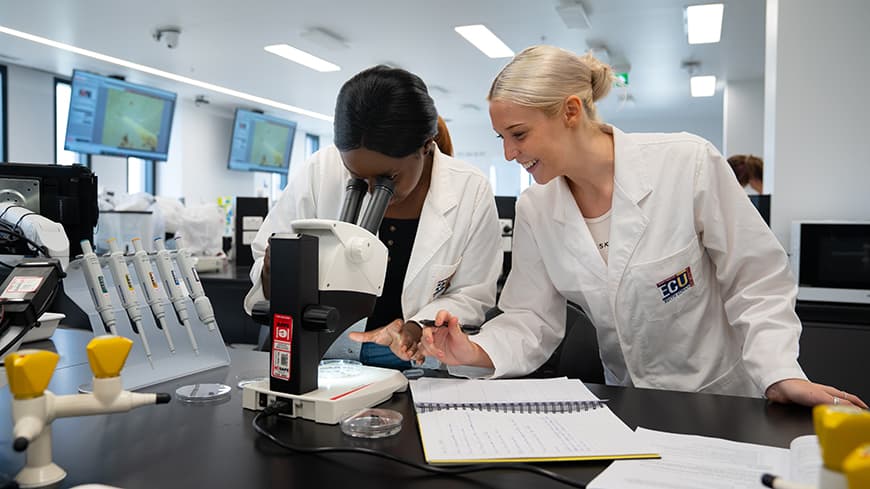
[428,259,461,301]
[626,238,704,321]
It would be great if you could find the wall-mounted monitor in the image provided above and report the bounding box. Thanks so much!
[227,109,297,174]
[64,70,177,161]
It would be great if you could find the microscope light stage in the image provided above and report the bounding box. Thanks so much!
[241,364,407,424]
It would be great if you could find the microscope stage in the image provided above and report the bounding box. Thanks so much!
[241,364,408,424]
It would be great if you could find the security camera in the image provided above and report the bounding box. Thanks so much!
[153,27,181,49]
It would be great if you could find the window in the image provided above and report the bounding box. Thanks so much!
[290,132,320,189]
[54,78,89,166]
[127,157,155,194]
[269,132,319,200]
[305,133,320,156]
[1,64,7,161]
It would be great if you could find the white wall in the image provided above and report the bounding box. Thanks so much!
[90,155,129,193]
[157,101,333,205]
[765,0,870,243]
[723,79,764,159]
[448,111,724,198]
[159,100,255,205]
[449,117,522,196]
[609,115,724,153]
[6,64,54,164]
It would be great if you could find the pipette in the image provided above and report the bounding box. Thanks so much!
[106,238,153,368]
[79,240,118,335]
[173,235,217,332]
[153,237,199,355]
[130,238,176,353]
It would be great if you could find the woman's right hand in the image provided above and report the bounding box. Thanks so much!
[262,244,271,299]
[419,310,494,368]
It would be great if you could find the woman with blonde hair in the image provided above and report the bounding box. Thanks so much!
[402,45,863,408]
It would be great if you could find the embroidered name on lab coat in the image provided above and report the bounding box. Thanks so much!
[656,267,695,303]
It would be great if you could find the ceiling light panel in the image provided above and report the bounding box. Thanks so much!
[690,75,717,97]
[686,3,724,44]
[454,25,514,58]
[264,44,340,72]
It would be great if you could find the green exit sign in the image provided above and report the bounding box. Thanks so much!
[615,72,629,86]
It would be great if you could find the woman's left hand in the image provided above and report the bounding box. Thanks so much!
[348,319,424,363]
[765,378,868,408]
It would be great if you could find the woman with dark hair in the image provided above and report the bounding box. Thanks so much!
[244,66,501,369]
[727,154,764,195]
[434,116,454,157]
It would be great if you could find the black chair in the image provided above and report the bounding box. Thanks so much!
[483,303,605,383]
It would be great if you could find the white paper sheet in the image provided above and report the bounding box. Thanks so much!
[589,428,820,489]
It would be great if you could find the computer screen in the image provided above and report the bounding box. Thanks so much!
[748,194,770,226]
[227,109,297,174]
[64,70,177,161]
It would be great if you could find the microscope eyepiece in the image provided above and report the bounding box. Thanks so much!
[358,176,395,235]
[339,178,368,224]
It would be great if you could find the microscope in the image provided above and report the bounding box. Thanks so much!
[6,335,171,487]
[241,177,409,424]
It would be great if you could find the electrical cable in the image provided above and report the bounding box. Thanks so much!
[0,223,49,257]
[252,402,587,488]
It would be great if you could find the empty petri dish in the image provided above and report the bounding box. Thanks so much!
[340,408,403,438]
[176,383,232,403]
[319,359,362,379]
[235,369,268,389]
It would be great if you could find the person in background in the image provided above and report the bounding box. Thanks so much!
[403,45,864,408]
[727,154,764,195]
[434,116,454,157]
[244,65,501,370]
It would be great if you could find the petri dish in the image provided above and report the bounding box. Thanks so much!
[319,359,362,379]
[340,408,403,439]
[175,383,232,403]
[235,368,268,389]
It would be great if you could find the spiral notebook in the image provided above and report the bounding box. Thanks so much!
[410,378,659,464]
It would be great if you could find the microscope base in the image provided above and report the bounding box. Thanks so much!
[17,462,65,488]
[241,365,408,424]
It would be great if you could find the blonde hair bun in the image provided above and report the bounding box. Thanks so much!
[580,52,614,102]
[488,45,613,126]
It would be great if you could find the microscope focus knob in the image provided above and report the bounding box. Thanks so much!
[303,305,340,332]
[4,350,59,400]
[813,405,870,472]
[87,335,133,378]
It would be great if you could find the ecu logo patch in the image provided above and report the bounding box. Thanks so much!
[657,267,694,303]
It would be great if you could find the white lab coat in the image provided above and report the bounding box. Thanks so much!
[244,145,501,332]
[472,128,806,397]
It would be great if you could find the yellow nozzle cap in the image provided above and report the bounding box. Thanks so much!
[814,405,870,471]
[844,444,870,489]
[86,336,133,378]
[4,350,59,400]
